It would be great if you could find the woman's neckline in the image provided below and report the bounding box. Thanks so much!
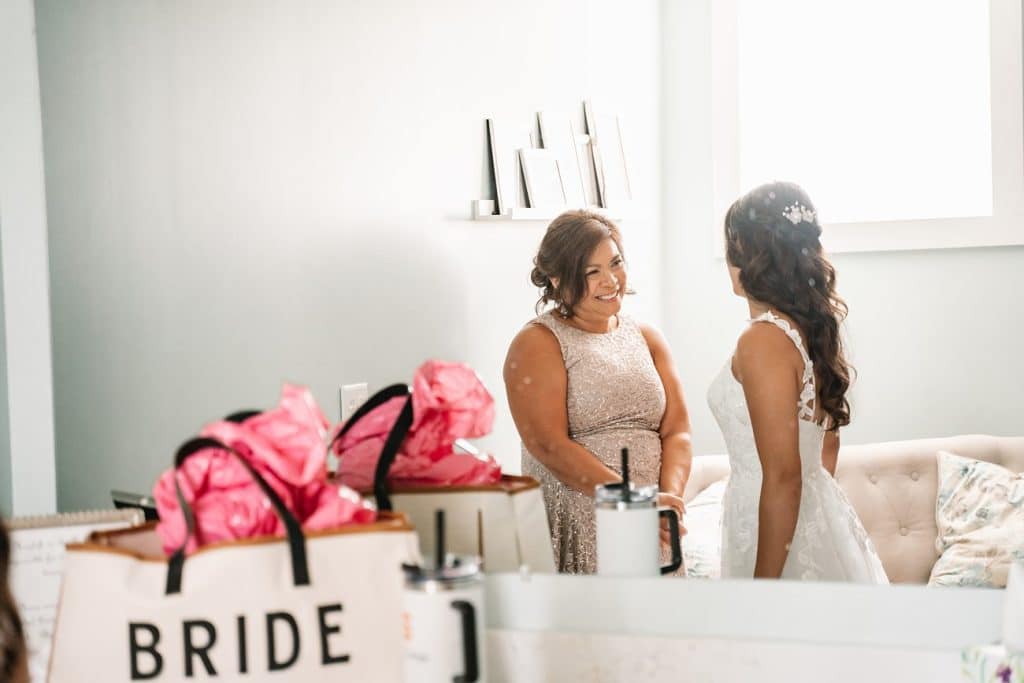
[550,310,621,335]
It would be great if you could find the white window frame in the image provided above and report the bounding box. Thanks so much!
[711,0,1024,255]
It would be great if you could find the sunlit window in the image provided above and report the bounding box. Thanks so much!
[734,0,992,225]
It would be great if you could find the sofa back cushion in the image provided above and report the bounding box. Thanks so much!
[683,455,730,503]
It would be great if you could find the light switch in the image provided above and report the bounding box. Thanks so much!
[339,382,369,422]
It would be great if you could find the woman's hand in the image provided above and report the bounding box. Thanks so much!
[657,491,687,547]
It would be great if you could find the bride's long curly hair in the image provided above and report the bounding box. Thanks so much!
[724,181,852,431]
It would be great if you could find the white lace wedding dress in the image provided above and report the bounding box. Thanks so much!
[707,311,888,583]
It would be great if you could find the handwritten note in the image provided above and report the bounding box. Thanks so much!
[9,511,141,682]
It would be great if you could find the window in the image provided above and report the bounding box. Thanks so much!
[712,0,1023,252]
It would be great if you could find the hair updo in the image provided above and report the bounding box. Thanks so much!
[530,210,628,318]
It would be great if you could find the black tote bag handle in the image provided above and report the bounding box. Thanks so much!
[164,437,310,595]
[328,383,414,512]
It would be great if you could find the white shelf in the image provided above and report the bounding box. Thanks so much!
[471,199,632,222]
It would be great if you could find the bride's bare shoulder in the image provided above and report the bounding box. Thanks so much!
[734,323,803,382]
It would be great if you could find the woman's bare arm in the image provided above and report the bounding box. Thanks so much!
[639,324,693,499]
[735,324,804,579]
[503,325,620,495]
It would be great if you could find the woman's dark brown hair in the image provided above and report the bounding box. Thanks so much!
[724,181,852,431]
[530,210,629,318]
[0,516,26,682]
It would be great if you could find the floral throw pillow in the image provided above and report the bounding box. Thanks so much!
[682,479,728,579]
[929,451,1024,588]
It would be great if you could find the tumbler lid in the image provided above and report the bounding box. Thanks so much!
[594,482,657,510]
[402,554,482,589]
[403,507,483,588]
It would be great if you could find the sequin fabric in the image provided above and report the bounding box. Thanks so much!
[520,311,667,574]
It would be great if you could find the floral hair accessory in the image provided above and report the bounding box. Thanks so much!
[782,202,816,225]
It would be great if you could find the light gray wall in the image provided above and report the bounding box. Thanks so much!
[661,0,1024,457]
[0,0,57,516]
[0,230,10,518]
[35,0,663,511]
[37,0,1017,515]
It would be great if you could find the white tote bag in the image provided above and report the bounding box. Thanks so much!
[48,437,418,683]
[335,384,556,574]
[387,478,555,573]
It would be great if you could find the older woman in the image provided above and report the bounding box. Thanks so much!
[503,210,692,574]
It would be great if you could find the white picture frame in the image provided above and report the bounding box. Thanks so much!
[584,100,632,209]
[575,133,602,209]
[538,111,588,209]
[519,148,567,211]
[487,118,533,215]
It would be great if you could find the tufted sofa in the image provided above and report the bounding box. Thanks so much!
[681,434,1024,584]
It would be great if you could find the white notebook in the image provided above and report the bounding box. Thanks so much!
[9,509,144,681]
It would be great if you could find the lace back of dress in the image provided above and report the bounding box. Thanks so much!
[752,311,816,422]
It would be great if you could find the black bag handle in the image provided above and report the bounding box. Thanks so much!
[451,600,480,682]
[165,437,310,595]
[658,508,683,575]
[223,409,262,424]
[328,383,414,512]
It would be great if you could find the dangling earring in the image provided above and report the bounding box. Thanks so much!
[557,301,569,318]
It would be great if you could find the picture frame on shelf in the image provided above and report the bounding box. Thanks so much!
[584,100,632,209]
[486,117,533,215]
[519,149,567,211]
[576,133,602,209]
[476,103,634,220]
[538,111,588,209]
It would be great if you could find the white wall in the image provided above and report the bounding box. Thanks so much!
[0,228,9,518]
[661,0,1024,457]
[35,0,663,511]
[0,0,57,516]
[0,232,9,516]
[35,0,1021,513]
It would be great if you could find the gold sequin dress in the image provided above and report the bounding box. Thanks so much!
[521,310,667,574]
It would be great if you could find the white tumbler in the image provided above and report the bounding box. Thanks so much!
[403,510,485,683]
[595,481,682,577]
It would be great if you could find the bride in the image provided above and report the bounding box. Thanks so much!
[707,181,888,583]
